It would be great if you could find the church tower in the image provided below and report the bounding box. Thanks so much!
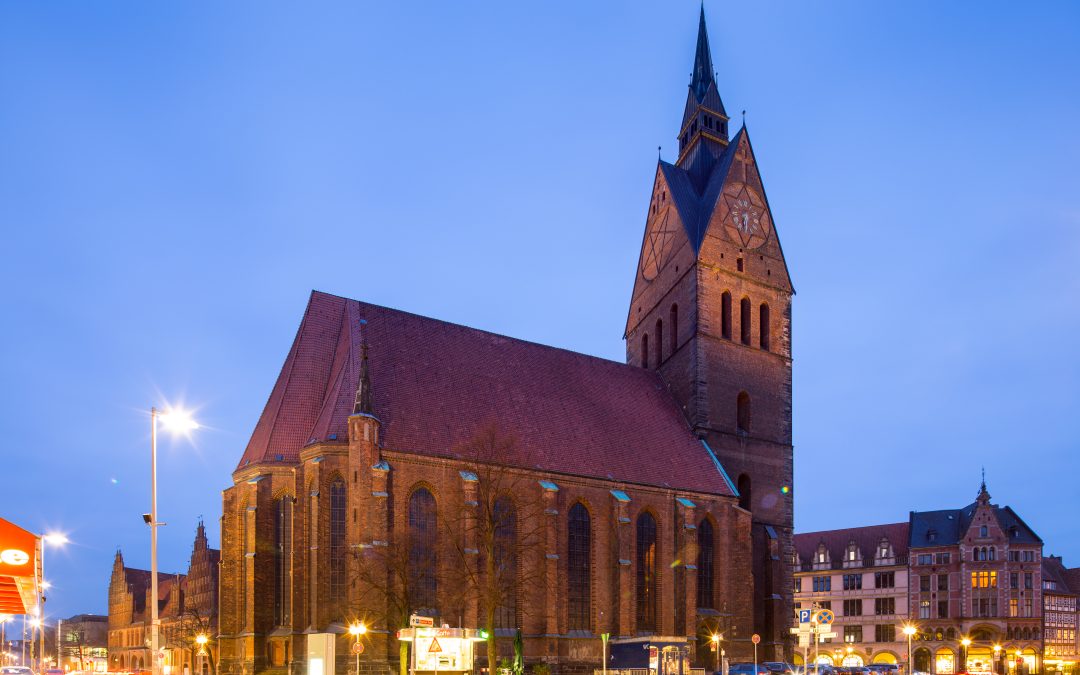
[625,7,794,657]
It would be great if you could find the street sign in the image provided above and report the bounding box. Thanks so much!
[752,634,761,645]
[814,609,835,625]
[352,643,365,655]
[429,637,443,653]
[410,614,434,627]
[799,609,812,624]
[816,632,837,640]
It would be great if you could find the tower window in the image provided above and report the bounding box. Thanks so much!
[737,473,752,512]
[669,304,678,357]
[759,303,771,351]
[737,257,744,272]
[655,319,663,365]
[740,297,752,345]
[721,292,732,340]
[642,333,649,369]
[737,391,751,434]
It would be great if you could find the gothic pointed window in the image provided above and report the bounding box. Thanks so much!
[328,477,347,608]
[493,496,518,629]
[636,512,658,633]
[697,518,715,609]
[721,292,732,339]
[409,487,438,611]
[274,495,293,626]
[642,333,650,369]
[669,304,679,358]
[759,303,771,351]
[737,391,751,434]
[740,297,752,345]
[738,474,752,513]
[567,503,592,631]
[655,319,664,365]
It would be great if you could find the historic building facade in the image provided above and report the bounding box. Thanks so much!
[793,523,911,667]
[1041,557,1078,675]
[216,9,794,675]
[107,523,220,674]
[794,483,1058,675]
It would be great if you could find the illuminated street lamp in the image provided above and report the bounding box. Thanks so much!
[711,634,721,674]
[349,622,366,675]
[993,644,1002,675]
[961,638,972,673]
[149,407,200,675]
[903,624,918,675]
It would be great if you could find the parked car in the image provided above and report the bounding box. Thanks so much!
[727,664,771,675]
[763,663,798,675]
[2,667,38,675]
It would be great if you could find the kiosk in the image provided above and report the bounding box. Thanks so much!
[397,627,486,675]
[609,637,692,675]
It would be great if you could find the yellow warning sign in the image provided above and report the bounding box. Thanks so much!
[428,637,443,653]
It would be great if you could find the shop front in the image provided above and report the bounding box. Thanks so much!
[0,517,39,616]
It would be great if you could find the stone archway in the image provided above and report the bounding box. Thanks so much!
[935,648,955,675]
[872,653,899,665]
[913,648,931,674]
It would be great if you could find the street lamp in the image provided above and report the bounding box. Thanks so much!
[903,624,917,675]
[349,622,366,675]
[961,638,972,674]
[711,634,721,674]
[993,644,1001,675]
[35,532,68,674]
[150,407,200,675]
[195,634,208,675]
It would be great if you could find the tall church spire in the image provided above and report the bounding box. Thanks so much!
[691,5,715,103]
[677,6,729,169]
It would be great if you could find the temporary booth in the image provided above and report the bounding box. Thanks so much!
[609,637,692,675]
[397,627,486,675]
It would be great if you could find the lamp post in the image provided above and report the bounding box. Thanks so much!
[149,407,199,675]
[961,638,971,674]
[348,622,366,675]
[903,624,917,675]
[196,634,208,675]
[712,634,721,674]
[0,615,10,666]
[993,644,1001,675]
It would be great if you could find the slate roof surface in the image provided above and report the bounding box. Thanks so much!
[237,291,735,496]
[794,522,909,564]
[660,126,743,252]
[1043,556,1077,595]
[909,496,1042,548]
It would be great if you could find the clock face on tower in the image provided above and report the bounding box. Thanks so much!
[723,184,772,250]
[641,207,678,281]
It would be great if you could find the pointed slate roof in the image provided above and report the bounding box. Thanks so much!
[237,291,737,496]
[660,126,744,251]
[691,7,716,103]
[909,486,1042,548]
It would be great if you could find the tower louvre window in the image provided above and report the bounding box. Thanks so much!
[655,319,663,365]
[721,292,732,339]
[669,304,678,358]
[737,257,744,272]
[740,297,752,345]
[737,391,751,434]
[759,303,771,351]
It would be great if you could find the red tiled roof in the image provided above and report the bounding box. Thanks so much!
[795,522,910,564]
[237,291,734,496]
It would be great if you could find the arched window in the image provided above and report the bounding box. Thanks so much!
[307,482,317,627]
[274,495,293,626]
[567,503,591,631]
[738,474,752,512]
[721,292,732,340]
[493,496,517,629]
[328,477,347,606]
[642,333,650,369]
[740,297,752,345]
[636,512,658,633]
[759,303,770,351]
[655,319,664,365]
[669,304,679,357]
[989,546,995,561]
[409,487,438,611]
[697,518,715,609]
[737,391,751,434]
[238,501,248,629]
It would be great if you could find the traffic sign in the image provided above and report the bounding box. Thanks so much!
[799,609,812,624]
[814,609,835,625]
[816,632,838,640]
[429,637,443,653]
[352,642,365,655]
[752,634,760,645]
[410,614,434,627]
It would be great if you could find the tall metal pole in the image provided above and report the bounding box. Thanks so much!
[906,634,912,675]
[57,618,62,670]
[151,407,161,675]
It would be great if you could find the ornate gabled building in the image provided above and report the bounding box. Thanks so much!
[108,523,220,674]
[217,9,794,675]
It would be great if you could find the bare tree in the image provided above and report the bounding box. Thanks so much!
[444,425,549,673]
[175,603,217,675]
[352,535,421,675]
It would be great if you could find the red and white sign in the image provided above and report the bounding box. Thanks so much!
[428,638,443,653]
[410,614,434,628]
[752,634,761,645]
[351,642,364,655]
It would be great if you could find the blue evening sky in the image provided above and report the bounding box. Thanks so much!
[1,2,1078,619]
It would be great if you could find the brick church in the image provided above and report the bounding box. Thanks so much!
[217,9,794,675]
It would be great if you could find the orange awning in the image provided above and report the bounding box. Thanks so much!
[0,517,39,615]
